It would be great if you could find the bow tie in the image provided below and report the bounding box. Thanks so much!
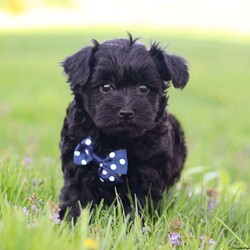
[73,136,128,185]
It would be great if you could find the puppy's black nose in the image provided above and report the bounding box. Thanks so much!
[119,109,134,119]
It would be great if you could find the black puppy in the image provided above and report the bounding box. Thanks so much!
[59,35,189,222]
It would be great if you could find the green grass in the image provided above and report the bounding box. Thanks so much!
[0,27,250,249]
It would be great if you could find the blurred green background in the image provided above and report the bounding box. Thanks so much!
[1,27,250,189]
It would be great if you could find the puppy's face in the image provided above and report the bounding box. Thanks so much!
[86,42,164,137]
[62,36,189,137]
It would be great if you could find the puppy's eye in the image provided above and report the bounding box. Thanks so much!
[100,83,113,93]
[138,85,149,94]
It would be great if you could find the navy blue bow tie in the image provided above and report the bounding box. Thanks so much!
[73,136,128,185]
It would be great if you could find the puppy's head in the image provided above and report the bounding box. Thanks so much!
[62,34,189,137]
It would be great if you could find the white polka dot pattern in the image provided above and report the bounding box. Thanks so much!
[109,176,115,182]
[110,164,117,170]
[119,159,126,165]
[74,151,80,156]
[109,152,115,158]
[73,136,128,185]
[81,159,87,165]
[85,139,91,145]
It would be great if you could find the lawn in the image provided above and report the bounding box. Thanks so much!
[0,27,250,249]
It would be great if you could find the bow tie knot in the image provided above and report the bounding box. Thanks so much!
[73,137,128,185]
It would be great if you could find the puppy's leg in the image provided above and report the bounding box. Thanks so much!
[59,178,82,223]
[59,159,89,223]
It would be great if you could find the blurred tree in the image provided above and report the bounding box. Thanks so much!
[4,0,26,15]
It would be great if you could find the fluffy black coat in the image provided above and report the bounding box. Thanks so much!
[59,35,189,222]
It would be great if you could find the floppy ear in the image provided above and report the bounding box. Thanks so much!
[62,44,97,90]
[149,43,189,89]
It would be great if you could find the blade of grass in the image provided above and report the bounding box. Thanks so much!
[215,217,248,248]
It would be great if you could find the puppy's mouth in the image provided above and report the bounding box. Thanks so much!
[94,109,156,137]
[97,120,151,138]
